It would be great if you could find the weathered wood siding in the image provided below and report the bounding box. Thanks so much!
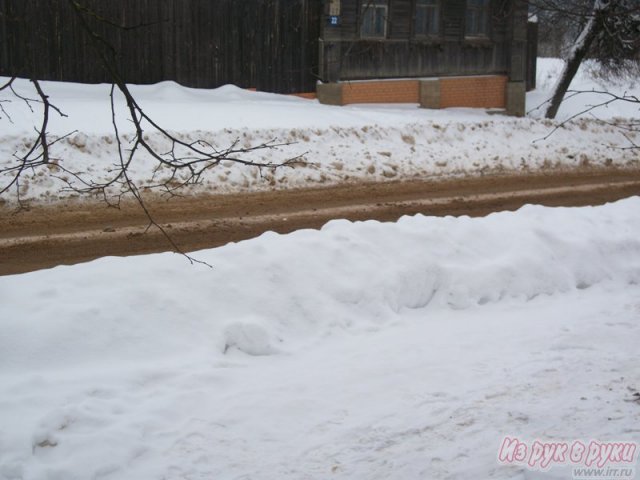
[526,21,538,91]
[0,0,322,93]
[1,0,529,91]
[320,0,520,82]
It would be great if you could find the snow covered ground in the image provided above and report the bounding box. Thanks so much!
[1,58,639,203]
[1,59,640,479]
[1,198,640,479]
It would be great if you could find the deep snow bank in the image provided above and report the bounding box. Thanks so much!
[1,199,640,480]
[1,57,639,203]
[1,198,639,371]
[2,117,636,202]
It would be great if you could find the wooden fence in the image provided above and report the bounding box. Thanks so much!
[526,21,538,91]
[0,0,323,93]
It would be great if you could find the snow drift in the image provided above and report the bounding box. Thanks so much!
[1,58,639,203]
[1,198,639,370]
[1,199,640,480]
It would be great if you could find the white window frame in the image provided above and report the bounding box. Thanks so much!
[360,0,388,39]
[415,0,441,37]
[465,0,490,38]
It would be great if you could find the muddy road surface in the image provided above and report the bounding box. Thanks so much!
[2,169,640,276]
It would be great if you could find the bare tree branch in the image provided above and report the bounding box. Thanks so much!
[0,0,308,265]
[534,89,639,151]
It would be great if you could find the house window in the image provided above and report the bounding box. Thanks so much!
[360,0,388,38]
[466,0,489,37]
[415,0,440,36]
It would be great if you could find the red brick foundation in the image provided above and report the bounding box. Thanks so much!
[341,80,420,104]
[317,75,508,110]
[440,76,507,109]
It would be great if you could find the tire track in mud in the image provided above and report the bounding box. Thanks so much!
[2,169,640,276]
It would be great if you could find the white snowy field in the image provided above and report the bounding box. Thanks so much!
[1,198,640,479]
[1,57,639,203]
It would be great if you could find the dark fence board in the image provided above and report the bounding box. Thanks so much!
[2,0,524,89]
[526,21,538,91]
[0,0,322,93]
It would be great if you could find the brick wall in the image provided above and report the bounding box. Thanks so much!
[341,80,420,104]
[328,76,507,108]
[316,75,510,110]
[440,76,507,109]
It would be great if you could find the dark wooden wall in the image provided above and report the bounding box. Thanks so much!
[320,0,520,82]
[0,0,323,93]
[1,0,530,91]
[526,20,538,91]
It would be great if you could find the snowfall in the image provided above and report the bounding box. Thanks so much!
[1,59,640,480]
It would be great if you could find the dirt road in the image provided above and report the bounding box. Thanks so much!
[2,168,640,276]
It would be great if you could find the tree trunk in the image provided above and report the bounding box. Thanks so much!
[545,1,606,119]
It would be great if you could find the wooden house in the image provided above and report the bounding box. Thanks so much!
[0,0,534,115]
[317,0,532,115]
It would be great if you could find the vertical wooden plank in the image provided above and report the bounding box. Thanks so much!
[443,0,465,42]
[0,0,510,91]
[389,0,412,39]
[526,20,538,90]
